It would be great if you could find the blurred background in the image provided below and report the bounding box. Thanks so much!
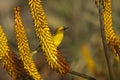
[0,0,120,80]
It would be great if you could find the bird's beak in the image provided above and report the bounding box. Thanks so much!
[64,27,69,31]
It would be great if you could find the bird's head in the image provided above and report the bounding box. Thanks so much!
[55,26,69,34]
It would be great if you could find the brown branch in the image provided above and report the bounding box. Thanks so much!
[96,0,113,80]
[69,70,96,80]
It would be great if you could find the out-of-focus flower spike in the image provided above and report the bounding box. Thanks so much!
[28,0,70,74]
[81,44,96,74]
[14,6,43,80]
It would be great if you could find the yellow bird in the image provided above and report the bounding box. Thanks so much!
[31,26,69,56]
[53,26,69,47]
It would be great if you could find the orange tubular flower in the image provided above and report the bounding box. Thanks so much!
[0,26,31,80]
[0,26,10,60]
[14,7,43,80]
[103,0,120,59]
[29,0,70,74]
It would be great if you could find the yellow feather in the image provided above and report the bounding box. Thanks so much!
[53,26,65,47]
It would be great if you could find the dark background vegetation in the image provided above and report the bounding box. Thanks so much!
[0,0,120,80]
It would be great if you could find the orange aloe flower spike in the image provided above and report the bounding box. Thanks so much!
[0,26,17,78]
[103,0,120,59]
[0,26,10,60]
[14,7,43,80]
[0,26,31,80]
[29,0,70,74]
